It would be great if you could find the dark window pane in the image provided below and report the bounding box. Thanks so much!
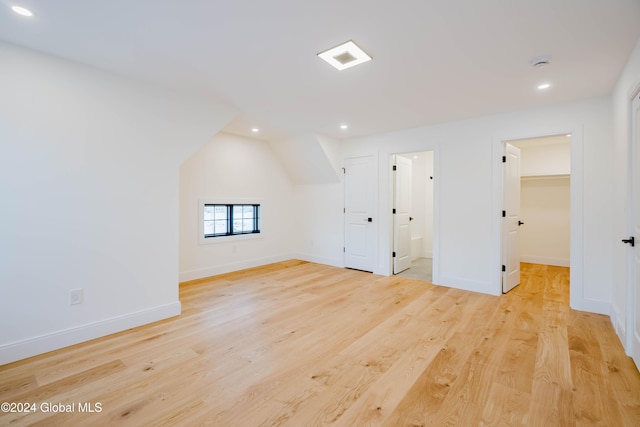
[206,203,260,237]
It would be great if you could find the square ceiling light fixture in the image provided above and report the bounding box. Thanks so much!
[317,40,372,71]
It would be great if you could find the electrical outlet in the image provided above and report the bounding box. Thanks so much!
[69,288,83,305]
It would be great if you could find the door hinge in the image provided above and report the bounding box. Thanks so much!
[342,167,346,174]
[392,208,396,214]
[502,210,506,218]
[343,207,346,213]
[392,165,397,171]
[502,155,506,163]
[392,252,396,258]
[502,265,506,272]
[343,247,346,253]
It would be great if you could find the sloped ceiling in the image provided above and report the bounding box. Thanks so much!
[269,133,341,184]
[0,1,639,142]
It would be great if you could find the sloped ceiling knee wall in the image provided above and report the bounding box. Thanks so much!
[269,133,341,185]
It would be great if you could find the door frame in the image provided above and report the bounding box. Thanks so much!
[387,150,439,282]
[626,84,640,362]
[492,128,585,310]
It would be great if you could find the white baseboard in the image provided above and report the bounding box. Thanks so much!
[294,253,344,268]
[571,298,611,316]
[610,306,627,354]
[520,255,570,267]
[437,275,500,296]
[179,253,295,282]
[0,302,181,366]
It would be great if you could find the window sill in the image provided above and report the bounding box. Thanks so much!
[199,232,263,245]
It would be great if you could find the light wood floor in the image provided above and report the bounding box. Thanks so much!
[1,261,639,426]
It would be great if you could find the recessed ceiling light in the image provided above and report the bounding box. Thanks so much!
[318,40,372,71]
[11,5,33,17]
[251,128,259,133]
[340,124,348,130]
[566,134,572,137]
[537,83,551,90]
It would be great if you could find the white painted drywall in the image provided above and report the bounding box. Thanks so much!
[289,134,345,267]
[293,182,345,267]
[511,138,571,267]
[179,133,296,281]
[518,140,571,177]
[338,97,611,313]
[520,177,571,266]
[423,151,434,258]
[268,133,340,184]
[611,37,640,351]
[0,42,235,364]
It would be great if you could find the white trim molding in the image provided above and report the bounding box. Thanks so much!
[0,302,181,365]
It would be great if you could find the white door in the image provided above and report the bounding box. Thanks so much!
[503,143,522,293]
[393,155,412,274]
[630,93,640,368]
[344,156,376,272]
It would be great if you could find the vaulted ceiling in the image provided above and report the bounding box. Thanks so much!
[1,0,639,141]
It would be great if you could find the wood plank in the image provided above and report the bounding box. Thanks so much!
[568,311,626,426]
[0,261,639,426]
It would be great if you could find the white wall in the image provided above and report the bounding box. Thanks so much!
[512,139,571,267]
[0,42,235,364]
[518,139,571,176]
[293,183,345,267]
[611,38,640,350]
[179,133,296,281]
[423,152,434,258]
[292,134,345,267]
[337,97,611,314]
[268,133,340,185]
[520,177,571,266]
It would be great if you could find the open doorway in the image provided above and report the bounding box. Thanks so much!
[392,151,434,282]
[502,134,571,293]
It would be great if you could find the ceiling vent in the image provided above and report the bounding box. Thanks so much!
[334,51,358,66]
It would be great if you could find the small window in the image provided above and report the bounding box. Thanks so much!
[203,204,260,238]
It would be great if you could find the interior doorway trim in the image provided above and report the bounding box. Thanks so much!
[492,127,587,312]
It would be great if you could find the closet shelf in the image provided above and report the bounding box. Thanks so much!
[521,173,570,181]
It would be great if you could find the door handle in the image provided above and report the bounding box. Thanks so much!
[409,217,414,221]
[622,236,635,247]
[518,221,525,226]
[364,218,372,222]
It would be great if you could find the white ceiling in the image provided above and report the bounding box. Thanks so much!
[1,0,639,142]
